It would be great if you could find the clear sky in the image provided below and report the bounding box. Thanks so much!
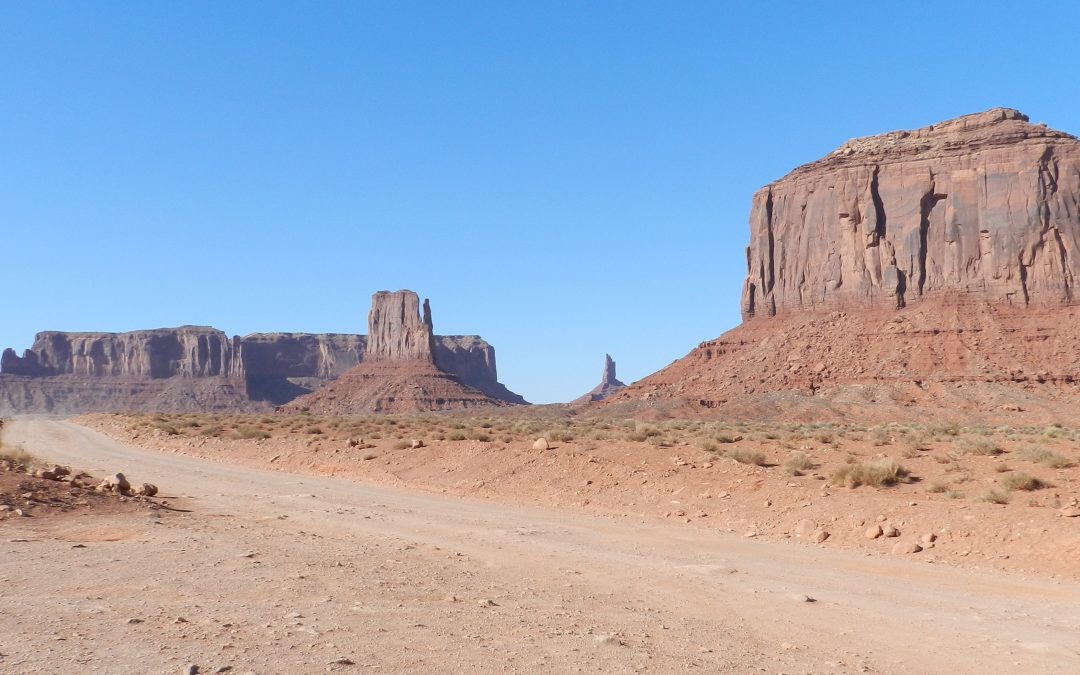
[2,2,1079,403]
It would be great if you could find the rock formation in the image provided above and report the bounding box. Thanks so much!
[283,290,524,413]
[606,109,1080,423]
[365,291,435,362]
[574,354,627,403]
[742,108,1080,318]
[0,291,525,413]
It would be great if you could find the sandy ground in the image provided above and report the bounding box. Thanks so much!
[2,420,1080,673]
[80,413,1080,580]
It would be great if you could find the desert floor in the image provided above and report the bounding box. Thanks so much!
[2,417,1080,673]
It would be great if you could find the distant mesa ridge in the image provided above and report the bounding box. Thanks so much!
[0,290,525,413]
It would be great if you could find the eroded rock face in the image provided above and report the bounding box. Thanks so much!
[742,108,1080,319]
[365,290,435,362]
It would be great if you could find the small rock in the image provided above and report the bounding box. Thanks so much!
[135,483,159,497]
[107,473,131,493]
[532,438,550,451]
[13,508,27,517]
[864,524,883,539]
[1060,506,1080,518]
[788,594,815,603]
[477,598,498,607]
[410,439,425,449]
[920,533,937,545]
[811,530,830,544]
[328,658,355,666]
[883,525,900,538]
[185,665,199,675]
[794,519,818,537]
[126,618,143,624]
[594,634,625,646]
[891,540,923,555]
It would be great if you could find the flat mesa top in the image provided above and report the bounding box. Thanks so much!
[783,108,1079,180]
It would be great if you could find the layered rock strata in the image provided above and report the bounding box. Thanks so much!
[742,108,1080,318]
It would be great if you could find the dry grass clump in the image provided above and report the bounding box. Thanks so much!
[957,438,1003,456]
[1014,446,1074,469]
[230,426,271,440]
[782,451,814,476]
[721,447,767,466]
[999,471,1048,492]
[977,488,1009,504]
[830,458,910,488]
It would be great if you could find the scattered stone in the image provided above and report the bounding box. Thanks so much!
[920,533,937,545]
[794,519,818,537]
[788,594,815,603]
[477,598,498,607]
[410,439,425,449]
[1060,506,1080,518]
[532,438,550,451]
[891,540,923,555]
[883,525,900,538]
[328,657,355,666]
[135,483,159,497]
[864,524,883,539]
[13,508,26,517]
[594,634,625,646]
[811,530,830,544]
[185,665,199,675]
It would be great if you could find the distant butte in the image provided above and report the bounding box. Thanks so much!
[574,354,627,403]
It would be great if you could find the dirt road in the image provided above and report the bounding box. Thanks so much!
[2,419,1080,674]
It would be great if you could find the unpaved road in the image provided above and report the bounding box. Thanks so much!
[3,420,1080,674]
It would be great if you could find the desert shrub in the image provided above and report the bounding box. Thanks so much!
[993,463,1011,473]
[930,421,962,438]
[782,451,814,476]
[448,432,467,441]
[0,443,35,469]
[957,438,1003,456]
[469,431,492,442]
[231,426,271,440]
[814,430,835,445]
[870,426,891,446]
[830,459,910,488]
[977,489,1009,504]
[723,448,766,466]
[999,472,1048,492]
[306,427,323,435]
[903,431,929,452]
[699,439,718,453]
[1044,425,1066,439]
[926,480,949,494]
[1014,446,1074,468]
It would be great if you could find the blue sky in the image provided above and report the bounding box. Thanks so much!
[2,2,1079,403]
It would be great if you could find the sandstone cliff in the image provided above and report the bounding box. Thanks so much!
[743,108,1080,319]
[366,291,434,362]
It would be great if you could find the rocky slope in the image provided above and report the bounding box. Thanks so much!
[0,293,524,413]
[282,290,521,413]
[607,109,1080,422]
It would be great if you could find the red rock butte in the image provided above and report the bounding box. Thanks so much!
[605,109,1080,423]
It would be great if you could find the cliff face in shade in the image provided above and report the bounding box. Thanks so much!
[742,108,1080,319]
[1,327,233,378]
[574,354,627,404]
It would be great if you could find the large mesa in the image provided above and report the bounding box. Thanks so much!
[605,109,1080,422]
